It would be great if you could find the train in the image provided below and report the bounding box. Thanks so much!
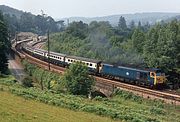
[22,44,167,88]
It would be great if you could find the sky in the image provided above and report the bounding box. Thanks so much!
[1,0,180,18]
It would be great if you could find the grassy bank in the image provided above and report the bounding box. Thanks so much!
[0,91,115,122]
[0,75,180,122]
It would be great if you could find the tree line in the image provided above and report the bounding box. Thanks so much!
[3,12,65,38]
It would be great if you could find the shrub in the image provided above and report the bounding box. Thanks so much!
[21,76,33,87]
[61,62,94,95]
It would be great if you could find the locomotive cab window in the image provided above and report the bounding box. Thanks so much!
[150,72,156,77]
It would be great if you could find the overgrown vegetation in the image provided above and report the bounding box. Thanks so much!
[21,76,33,88]
[61,62,94,95]
[0,11,10,74]
[22,61,94,95]
[1,8,65,37]
[0,76,180,122]
[22,60,61,90]
[46,18,180,85]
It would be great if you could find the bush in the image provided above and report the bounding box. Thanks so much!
[21,76,33,87]
[61,62,94,95]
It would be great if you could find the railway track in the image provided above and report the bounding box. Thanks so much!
[14,38,180,105]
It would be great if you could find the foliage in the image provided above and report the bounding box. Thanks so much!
[0,78,180,122]
[118,16,127,30]
[61,62,94,95]
[0,11,10,74]
[21,76,33,87]
[47,21,143,65]
[47,19,180,84]
[3,12,64,37]
[66,21,88,39]
[143,20,180,83]
[22,60,61,90]
[132,28,146,53]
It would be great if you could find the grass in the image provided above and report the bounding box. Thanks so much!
[0,91,116,122]
[0,75,180,122]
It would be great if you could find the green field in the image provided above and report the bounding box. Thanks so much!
[0,91,115,122]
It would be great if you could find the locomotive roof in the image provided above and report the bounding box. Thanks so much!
[66,55,101,63]
[102,63,158,73]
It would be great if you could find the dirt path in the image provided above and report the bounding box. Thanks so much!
[8,55,25,81]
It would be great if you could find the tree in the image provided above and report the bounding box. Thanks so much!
[56,20,65,31]
[118,16,127,30]
[20,12,35,32]
[110,35,124,47]
[143,21,150,32]
[66,21,88,39]
[132,28,145,53]
[143,21,179,77]
[137,21,143,31]
[129,20,135,30]
[61,62,94,95]
[0,11,9,74]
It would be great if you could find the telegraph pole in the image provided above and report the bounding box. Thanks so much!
[41,9,50,70]
[15,31,17,45]
[47,30,50,70]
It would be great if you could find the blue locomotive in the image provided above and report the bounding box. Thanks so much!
[99,63,166,86]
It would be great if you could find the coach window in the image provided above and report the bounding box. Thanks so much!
[86,63,89,65]
[90,64,92,66]
[71,60,73,62]
[68,59,70,62]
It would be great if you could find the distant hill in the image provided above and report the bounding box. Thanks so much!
[60,13,180,26]
[166,15,180,22]
[0,5,26,18]
[1,5,180,26]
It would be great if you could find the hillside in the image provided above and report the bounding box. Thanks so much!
[0,91,114,122]
[0,5,26,18]
[0,5,61,36]
[166,15,180,22]
[61,12,180,26]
